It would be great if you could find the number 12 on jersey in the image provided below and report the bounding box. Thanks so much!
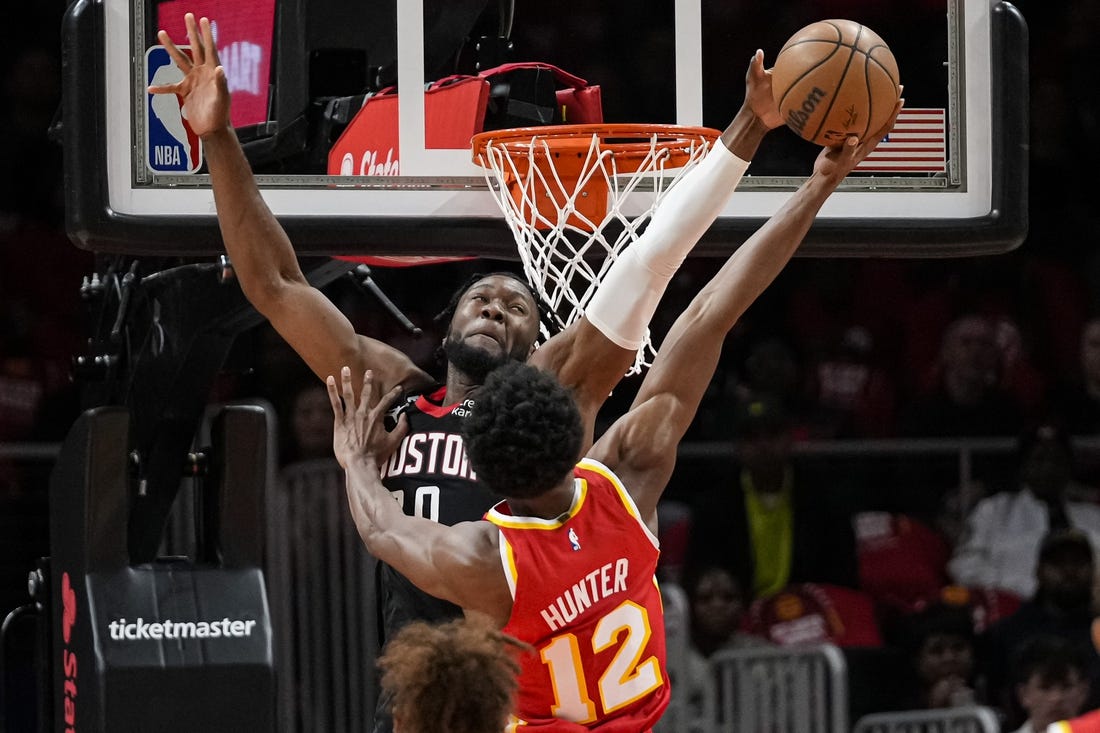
[540,600,664,723]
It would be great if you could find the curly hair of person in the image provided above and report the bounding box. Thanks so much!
[378,617,529,733]
[463,362,583,499]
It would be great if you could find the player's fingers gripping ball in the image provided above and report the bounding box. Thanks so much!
[772,19,900,146]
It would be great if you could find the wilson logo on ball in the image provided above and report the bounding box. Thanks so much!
[786,87,828,135]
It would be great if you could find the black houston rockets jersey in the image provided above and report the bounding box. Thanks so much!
[376,385,498,631]
[380,385,494,523]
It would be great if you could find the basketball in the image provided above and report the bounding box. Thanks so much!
[772,19,900,146]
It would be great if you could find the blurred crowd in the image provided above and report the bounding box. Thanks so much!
[2,0,1100,730]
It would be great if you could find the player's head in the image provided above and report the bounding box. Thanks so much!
[463,361,582,499]
[380,617,526,733]
[434,273,548,381]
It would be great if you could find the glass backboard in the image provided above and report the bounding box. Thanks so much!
[62,0,1027,257]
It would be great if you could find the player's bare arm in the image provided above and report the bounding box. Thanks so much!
[149,13,431,397]
[529,50,783,446]
[589,99,904,525]
[329,367,513,623]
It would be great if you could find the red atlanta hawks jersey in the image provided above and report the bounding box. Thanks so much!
[485,458,669,732]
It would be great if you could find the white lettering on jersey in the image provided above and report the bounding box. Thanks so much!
[381,431,477,481]
[441,434,464,476]
[451,398,476,417]
[540,558,630,632]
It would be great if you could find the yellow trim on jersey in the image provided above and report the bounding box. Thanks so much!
[578,458,660,549]
[486,478,588,529]
[505,715,528,732]
[578,458,638,516]
[497,532,518,599]
[1051,724,1071,733]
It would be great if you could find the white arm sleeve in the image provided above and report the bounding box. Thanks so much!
[584,143,751,349]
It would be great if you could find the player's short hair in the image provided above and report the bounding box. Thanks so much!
[433,271,557,341]
[463,362,582,499]
[379,617,527,733]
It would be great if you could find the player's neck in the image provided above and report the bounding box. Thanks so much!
[507,476,577,520]
[444,370,482,404]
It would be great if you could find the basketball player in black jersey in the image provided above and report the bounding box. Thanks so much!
[152,13,785,730]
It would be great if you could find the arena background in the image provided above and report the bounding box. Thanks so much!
[0,0,1098,730]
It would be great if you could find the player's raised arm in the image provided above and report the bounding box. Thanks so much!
[589,100,904,526]
[149,13,430,396]
[529,50,783,447]
[329,368,513,623]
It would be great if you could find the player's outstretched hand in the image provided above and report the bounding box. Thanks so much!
[147,13,230,139]
[813,92,904,184]
[743,50,784,130]
[328,367,408,470]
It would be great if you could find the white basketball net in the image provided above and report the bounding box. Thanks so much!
[476,129,716,375]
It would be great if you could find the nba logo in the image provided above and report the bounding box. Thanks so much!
[144,46,202,174]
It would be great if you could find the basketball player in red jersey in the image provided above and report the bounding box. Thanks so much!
[329,98,903,731]
[153,14,785,730]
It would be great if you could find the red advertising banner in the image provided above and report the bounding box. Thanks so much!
[156,0,276,128]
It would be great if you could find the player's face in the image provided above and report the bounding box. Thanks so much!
[446,276,540,370]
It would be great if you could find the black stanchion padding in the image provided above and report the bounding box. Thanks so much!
[48,407,275,733]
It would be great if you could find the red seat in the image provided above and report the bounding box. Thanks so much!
[855,511,950,612]
[747,583,883,647]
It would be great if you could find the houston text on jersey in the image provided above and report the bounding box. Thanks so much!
[379,431,477,480]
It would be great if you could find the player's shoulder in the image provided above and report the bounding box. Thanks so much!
[384,388,429,430]
[576,457,622,486]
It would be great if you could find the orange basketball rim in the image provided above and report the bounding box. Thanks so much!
[472,123,720,231]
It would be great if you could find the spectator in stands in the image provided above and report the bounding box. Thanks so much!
[949,425,1100,598]
[689,335,808,442]
[994,315,1047,422]
[804,325,898,439]
[901,314,1026,438]
[684,396,859,601]
[685,564,768,658]
[897,600,982,709]
[280,377,336,466]
[680,564,770,719]
[738,337,806,424]
[980,529,1100,716]
[895,313,1028,525]
[1009,635,1090,733]
[1055,317,1100,436]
